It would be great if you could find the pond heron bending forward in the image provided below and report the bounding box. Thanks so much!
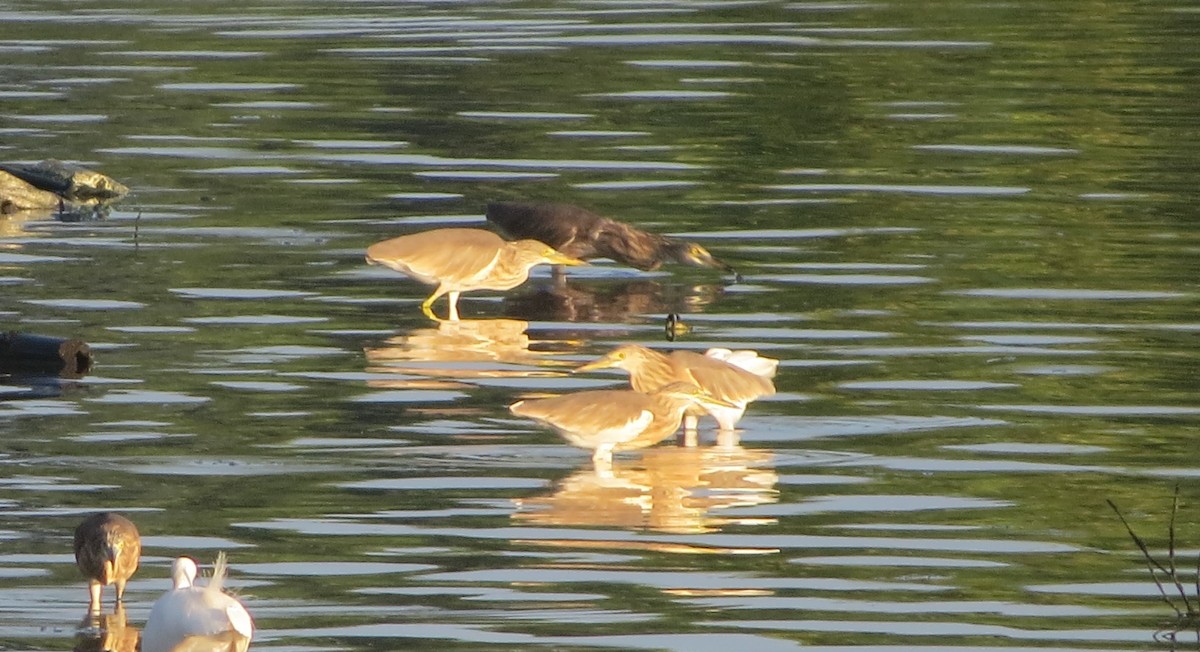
[510,382,735,465]
[74,512,141,613]
[486,201,738,278]
[367,227,584,321]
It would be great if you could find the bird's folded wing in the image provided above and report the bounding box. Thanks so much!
[368,230,503,283]
[227,602,254,639]
[682,355,776,400]
[513,391,656,435]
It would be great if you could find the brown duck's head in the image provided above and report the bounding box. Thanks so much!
[664,241,739,277]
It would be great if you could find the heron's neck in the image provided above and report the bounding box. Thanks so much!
[626,347,673,393]
[490,251,537,288]
[172,568,193,589]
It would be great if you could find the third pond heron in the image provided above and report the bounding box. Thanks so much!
[510,382,735,465]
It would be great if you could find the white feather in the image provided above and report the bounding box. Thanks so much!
[705,347,779,379]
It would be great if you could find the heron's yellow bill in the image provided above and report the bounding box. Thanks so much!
[547,250,586,266]
[572,359,608,373]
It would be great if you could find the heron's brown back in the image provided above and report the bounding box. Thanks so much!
[511,389,655,431]
[366,228,506,288]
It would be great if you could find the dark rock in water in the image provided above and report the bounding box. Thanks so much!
[0,159,128,200]
[0,160,128,215]
[0,170,61,213]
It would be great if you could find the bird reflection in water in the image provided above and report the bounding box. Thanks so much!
[363,318,574,386]
[513,445,778,534]
[0,211,43,237]
[503,277,724,327]
[74,604,139,652]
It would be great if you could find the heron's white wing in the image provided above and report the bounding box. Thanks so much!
[705,348,779,379]
[227,601,254,639]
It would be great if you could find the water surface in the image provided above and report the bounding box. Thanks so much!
[2,2,1199,651]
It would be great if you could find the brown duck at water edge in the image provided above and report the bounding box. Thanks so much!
[485,201,740,279]
[366,227,585,321]
[74,512,141,613]
[509,382,736,466]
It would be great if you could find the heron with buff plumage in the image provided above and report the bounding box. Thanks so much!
[367,227,584,321]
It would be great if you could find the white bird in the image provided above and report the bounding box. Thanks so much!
[141,553,254,652]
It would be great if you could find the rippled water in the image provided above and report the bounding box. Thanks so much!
[3,2,1200,651]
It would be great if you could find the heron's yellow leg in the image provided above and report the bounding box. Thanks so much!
[679,429,699,447]
[446,291,461,321]
[422,287,450,321]
[420,297,439,321]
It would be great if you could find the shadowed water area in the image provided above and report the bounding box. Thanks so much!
[2,1,1200,650]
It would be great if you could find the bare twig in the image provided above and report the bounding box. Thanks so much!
[1168,486,1195,615]
[1107,498,1184,618]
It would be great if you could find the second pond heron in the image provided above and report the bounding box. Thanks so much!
[366,227,584,321]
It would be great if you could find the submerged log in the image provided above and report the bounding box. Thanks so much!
[0,332,93,377]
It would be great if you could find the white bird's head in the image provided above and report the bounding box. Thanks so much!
[171,556,198,590]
